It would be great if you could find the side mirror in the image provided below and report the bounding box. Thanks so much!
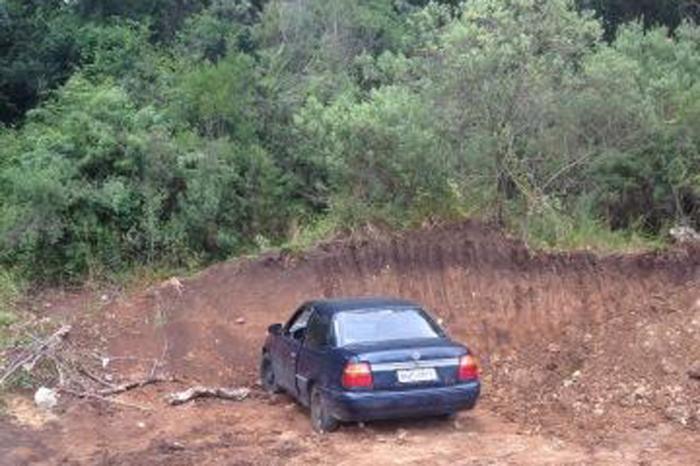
[268,323,282,335]
[291,327,306,341]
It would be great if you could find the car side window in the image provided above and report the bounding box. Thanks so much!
[286,306,313,339]
[305,312,331,349]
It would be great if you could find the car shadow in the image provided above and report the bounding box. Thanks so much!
[342,412,485,435]
[263,390,486,436]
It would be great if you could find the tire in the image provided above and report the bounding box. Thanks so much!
[260,356,281,394]
[310,386,338,433]
[440,412,458,422]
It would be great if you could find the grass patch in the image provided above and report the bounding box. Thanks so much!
[283,215,344,253]
[0,269,21,314]
[512,198,665,254]
[0,311,16,328]
[0,269,23,350]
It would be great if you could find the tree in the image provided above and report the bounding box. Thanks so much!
[0,0,82,124]
[426,0,602,224]
[578,0,700,40]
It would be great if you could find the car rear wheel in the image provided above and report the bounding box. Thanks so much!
[440,412,458,422]
[310,386,338,433]
[260,356,281,394]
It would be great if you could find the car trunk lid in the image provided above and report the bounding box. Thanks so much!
[345,339,465,390]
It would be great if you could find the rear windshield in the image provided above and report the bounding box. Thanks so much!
[333,308,441,347]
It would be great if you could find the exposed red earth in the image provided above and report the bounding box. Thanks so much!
[2,221,699,465]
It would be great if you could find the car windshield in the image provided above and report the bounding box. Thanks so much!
[333,308,441,347]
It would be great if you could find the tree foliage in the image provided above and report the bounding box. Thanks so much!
[1,0,700,280]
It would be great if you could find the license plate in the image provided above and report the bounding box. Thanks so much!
[396,367,438,384]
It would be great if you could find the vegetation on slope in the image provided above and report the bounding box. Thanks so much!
[0,0,699,282]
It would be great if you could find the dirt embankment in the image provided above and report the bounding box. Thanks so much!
[4,220,700,464]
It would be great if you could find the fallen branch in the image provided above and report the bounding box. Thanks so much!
[166,386,250,406]
[2,321,182,413]
[59,387,153,411]
[0,325,71,386]
[98,376,171,396]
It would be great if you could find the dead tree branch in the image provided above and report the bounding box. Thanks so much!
[59,387,153,411]
[166,386,250,406]
[98,376,171,396]
[0,325,71,386]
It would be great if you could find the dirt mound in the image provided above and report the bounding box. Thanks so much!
[80,220,699,439]
[5,220,700,464]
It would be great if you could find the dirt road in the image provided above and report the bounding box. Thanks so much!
[2,221,699,464]
[3,391,699,465]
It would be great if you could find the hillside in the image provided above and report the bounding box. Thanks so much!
[2,221,699,464]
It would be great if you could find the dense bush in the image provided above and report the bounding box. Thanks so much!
[1,0,700,281]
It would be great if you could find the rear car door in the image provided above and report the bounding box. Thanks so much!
[276,305,314,395]
[295,310,332,406]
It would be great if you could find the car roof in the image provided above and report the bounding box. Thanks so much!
[309,297,420,316]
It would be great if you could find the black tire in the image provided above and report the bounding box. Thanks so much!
[260,356,281,394]
[310,386,338,433]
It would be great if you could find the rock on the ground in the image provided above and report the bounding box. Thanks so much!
[161,277,184,295]
[688,363,700,380]
[34,387,58,411]
[670,226,700,243]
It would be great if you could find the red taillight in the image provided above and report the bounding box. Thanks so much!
[458,354,479,381]
[342,362,373,389]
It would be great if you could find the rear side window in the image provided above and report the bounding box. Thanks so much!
[333,308,441,347]
[305,311,331,349]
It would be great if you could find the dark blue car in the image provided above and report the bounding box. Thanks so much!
[260,297,481,432]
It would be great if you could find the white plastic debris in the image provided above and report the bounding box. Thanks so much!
[34,387,58,411]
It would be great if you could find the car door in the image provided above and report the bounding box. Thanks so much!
[276,305,314,395]
[295,309,332,406]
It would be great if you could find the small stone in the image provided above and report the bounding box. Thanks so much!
[661,358,678,374]
[396,428,408,443]
[547,343,560,353]
[670,226,700,243]
[235,317,246,325]
[34,387,58,411]
[664,405,690,426]
[633,385,649,401]
[688,363,700,380]
[512,368,529,388]
[100,294,109,302]
[158,440,186,452]
[137,422,146,429]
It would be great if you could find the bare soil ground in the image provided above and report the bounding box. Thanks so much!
[2,220,700,465]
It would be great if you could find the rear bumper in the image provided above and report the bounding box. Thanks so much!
[323,381,480,422]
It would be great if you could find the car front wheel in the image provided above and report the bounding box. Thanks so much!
[260,356,281,394]
[310,386,338,433]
